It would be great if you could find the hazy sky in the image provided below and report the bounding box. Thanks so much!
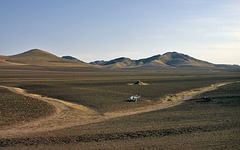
[0,0,239,64]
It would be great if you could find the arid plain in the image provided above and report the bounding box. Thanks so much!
[0,50,240,149]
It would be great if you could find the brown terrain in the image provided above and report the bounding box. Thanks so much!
[1,49,95,67]
[0,49,239,149]
[0,82,231,138]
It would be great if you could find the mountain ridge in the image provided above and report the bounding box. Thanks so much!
[90,52,216,70]
[1,49,239,71]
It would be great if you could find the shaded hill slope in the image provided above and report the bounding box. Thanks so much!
[62,56,84,63]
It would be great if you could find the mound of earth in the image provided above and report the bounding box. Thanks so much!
[128,80,149,86]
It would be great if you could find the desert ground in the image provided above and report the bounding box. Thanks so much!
[0,64,239,149]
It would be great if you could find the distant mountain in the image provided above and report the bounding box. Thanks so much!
[103,57,137,69]
[1,50,239,71]
[90,60,108,66]
[1,49,94,67]
[90,52,239,71]
[62,56,84,63]
[90,52,210,68]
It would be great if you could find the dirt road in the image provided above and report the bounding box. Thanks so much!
[0,82,232,138]
[0,86,101,138]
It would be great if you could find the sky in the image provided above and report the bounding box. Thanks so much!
[0,0,239,64]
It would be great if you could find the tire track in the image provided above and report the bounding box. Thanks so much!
[0,86,101,138]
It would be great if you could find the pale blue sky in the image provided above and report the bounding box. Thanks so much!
[0,0,239,64]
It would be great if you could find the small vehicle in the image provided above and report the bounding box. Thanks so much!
[128,95,141,102]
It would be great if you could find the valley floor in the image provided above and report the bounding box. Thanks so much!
[0,64,239,149]
[1,82,239,149]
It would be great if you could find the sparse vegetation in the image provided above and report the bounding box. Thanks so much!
[0,52,239,149]
[8,71,239,113]
[0,82,239,149]
[0,87,55,127]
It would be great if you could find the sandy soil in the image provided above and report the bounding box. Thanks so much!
[0,82,232,138]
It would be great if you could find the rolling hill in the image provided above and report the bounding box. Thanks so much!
[90,52,216,70]
[90,52,240,71]
[0,49,94,67]
[1,50,239,71]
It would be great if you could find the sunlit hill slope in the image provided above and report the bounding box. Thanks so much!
[0,49,94,67]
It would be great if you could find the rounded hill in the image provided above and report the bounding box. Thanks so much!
[4,49,94,67]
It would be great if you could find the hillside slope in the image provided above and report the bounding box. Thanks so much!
[1,50,239,71]
[90,52,216,70]
[2,49,94,67]
[62,56,84,63]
